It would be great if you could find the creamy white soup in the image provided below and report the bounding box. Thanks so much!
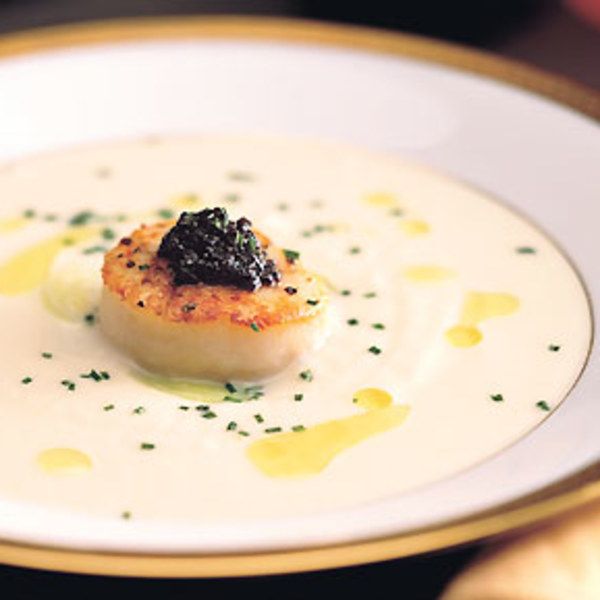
[0,135,591,522]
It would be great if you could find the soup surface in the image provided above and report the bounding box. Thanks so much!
[0,135,591,522]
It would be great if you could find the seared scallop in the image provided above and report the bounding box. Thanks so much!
[99,211,329,381]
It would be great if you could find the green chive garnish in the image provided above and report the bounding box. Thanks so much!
[363,292,377,298]
[283,249,300,263]
[265,427,282,434]
[347,318,359,326]
[103,404,115,411]
[132,406,145,415]
[349,246,361,254]
[536,400,551,412]
[294,393,304,402]
[227,421,238,431]
[490,394,504,402]
[292,425,306,432]
[140,442,155,450]
[41,352,53,359]
[101,228,115,240]
[372,323,385,330]
[202,411,217,419]
[340,289,352,296]
[299,370,313,382]
[548,344,561,352]
[249,322,260,333]
[516,246,536,254]
[157,208,174,219]
[254,414,264,424]
[368,346,382,355]
[21,376,32,384]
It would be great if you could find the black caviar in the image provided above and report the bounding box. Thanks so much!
[157,208,281,291]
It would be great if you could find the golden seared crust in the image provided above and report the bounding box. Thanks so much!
[101,221,327,329]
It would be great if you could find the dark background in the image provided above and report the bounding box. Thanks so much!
[0,2,598,599]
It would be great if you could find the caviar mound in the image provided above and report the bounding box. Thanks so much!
[158,208,280,291]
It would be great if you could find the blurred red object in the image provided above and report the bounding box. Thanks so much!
[566,0,600,29]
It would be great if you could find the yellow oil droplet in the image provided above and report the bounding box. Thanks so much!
[247,405,410,478]
[353,388,393,410]
[0,227,97,295]
[461,292,520,325]
[37,448,92,475]
[171,193,202,210]
[401,220,430,236]
[403,265,455,282]
[0,217,27,234]
[132,370,226,403]
[445,292,520,347]
[445,325,483,347]
[363,192,399,208]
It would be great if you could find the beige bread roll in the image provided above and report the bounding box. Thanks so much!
[441,501,600,600]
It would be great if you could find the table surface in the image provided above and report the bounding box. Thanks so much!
[0,3,597,599]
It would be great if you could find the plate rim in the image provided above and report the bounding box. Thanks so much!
[0,15,599,577]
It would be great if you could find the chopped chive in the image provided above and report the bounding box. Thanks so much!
[44,213,58,222]
[195,405,210,412]
[294,393,304,402]
[283,249,300,263]
[101,227,115,240]
[548,344,561,352]
[41,352,53,359]
[138,264,150,271]
[80,369,102,381]
[254,414,264,424]
[157,208,174,219]
[368,346,382,355]
[103,404,115,411]
[347,318,359,326]
[363,292,377,298]
[226,421,237,431]
[265,427,282,434]
[238,430,250,437]
[371,323,385,330]
[516,246,536,254]
[100,371,110,380]
[349,246,361,255]
[490,394,504,402]
[299,369,313,382]
[178,405,190,411]
[121,511,132,520]
[340,289,352,296]
[249,322,261,333]
[21,376,33,384]
[84,313,96,325]
[61,379,76,391]
[223,395,243,403]
[292,425,306,432]
[224,382,237,394]
[306,299,319,306]
[23,209,36,219]
[140,442,155,450]
[536,400,551,412]
[132,406,145,415]
[202,411,218,419]
[82,245,107,255]
[69,210,95,227]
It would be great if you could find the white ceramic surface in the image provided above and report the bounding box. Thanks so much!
[0,36,598,554]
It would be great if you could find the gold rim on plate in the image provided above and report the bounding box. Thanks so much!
[0,16,598,577]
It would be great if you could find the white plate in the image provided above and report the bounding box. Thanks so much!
[0,17,598,574]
